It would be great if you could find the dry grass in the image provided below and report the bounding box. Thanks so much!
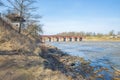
[0,21,73,80]
[0,55,71,80]
[0,25,40,55]
[85,36,120,41]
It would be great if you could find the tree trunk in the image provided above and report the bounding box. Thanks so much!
[18,0,23,34]
[18,21,22,33]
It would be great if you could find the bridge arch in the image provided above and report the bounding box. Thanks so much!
[56,37,59,42]
[41,35,82,42]
[79,37,82,41]
[48,37,51,42]
[69,37,72,42]
[63,37,66,42]
[75,37,77,41]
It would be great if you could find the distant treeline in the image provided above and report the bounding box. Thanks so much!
[57,30,120,37]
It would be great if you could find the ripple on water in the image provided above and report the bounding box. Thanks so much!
[49,41,120,70]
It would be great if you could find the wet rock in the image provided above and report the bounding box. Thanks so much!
[70,63,75,66]
[48,48,57,53]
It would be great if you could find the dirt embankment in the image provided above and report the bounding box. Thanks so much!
[0,44,83,80]
[0,44,120,80]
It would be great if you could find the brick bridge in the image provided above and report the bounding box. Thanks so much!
[40,35,82,42]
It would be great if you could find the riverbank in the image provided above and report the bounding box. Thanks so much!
[43,44,120,80]
[0,43,120,80]
[0,44,85,80]
[84,36,120,42]
[0,24,120,79]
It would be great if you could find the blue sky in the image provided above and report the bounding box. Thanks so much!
[0,0,120,35]
[37,0,120,35]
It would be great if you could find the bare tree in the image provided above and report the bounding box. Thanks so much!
[117,31,120,35]
[26,22,43,37]
[109,30,115,36]
[3,0,39,33]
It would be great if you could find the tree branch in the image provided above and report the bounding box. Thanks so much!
[6,0,20,11]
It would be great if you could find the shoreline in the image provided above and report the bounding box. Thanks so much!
[40,43,120,80]
[83,39,120,42]
[0,43,120,80]
[83,37,120,42]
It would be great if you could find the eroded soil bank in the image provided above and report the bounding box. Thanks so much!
[0,44,120,80]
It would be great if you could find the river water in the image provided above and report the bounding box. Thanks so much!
[49,41,120,70]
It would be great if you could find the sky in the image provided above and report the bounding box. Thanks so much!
[0,0,120,35]
[37,0,120,35]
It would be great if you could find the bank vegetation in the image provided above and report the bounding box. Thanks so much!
[57,31,120,41]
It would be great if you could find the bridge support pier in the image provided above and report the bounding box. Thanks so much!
[41,35,82,42]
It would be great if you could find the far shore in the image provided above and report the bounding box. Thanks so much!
[83,39,120,42]
[83,36,120,42]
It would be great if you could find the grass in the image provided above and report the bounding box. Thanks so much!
[85,36,120,41]
[0,55,70,80]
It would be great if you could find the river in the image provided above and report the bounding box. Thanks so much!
[48,41,120,70]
